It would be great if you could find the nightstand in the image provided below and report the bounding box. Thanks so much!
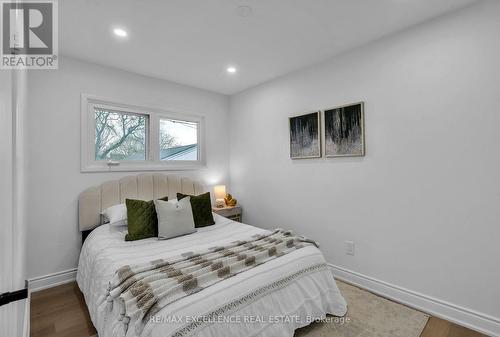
[212,205,242,222]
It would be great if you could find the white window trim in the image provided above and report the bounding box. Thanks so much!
[81,94,206,172]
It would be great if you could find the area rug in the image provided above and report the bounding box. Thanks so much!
[295,281,429,337]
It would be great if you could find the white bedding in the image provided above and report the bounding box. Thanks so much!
[77,214,347,337]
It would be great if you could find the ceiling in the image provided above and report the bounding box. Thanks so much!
[60,0,480,95]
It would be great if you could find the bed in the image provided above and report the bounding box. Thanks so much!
[77,173,347,337]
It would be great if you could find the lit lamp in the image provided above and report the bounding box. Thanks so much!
[214,185,226,208]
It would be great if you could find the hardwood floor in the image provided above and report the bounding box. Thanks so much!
[420,317,489,337]
[30,282,489,337]
[30,282,96,337]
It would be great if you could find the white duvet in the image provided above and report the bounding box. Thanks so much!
[77,214,347,337]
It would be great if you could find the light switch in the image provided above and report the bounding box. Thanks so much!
[345,241,355,256]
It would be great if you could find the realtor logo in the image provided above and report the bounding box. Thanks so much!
[1,0,58,69]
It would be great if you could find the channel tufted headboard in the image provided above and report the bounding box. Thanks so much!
[78,173,205,232]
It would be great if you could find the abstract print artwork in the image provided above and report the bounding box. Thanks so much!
[324,102,365,157]
[289,111,321,159]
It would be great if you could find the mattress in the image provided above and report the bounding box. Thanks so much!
[77,214,347,337]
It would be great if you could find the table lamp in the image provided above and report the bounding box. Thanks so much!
[214,185,226,208]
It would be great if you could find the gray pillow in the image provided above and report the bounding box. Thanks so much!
[154,197,196,240]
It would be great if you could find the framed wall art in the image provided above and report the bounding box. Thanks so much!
[324,102,365,157]
[289,111,321,159]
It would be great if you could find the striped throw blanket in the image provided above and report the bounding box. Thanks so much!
[105,229,318,335]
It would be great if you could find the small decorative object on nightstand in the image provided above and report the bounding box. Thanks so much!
[224,193,237,206]
[212,205,242,222]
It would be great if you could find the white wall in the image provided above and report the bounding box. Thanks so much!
[229,0,500,334]
[26,57,230,279]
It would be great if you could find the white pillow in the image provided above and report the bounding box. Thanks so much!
[101,203,127,227]
[154,197,196,240]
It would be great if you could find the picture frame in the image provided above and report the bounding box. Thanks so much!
[323,102,365,157]
[289,111,321,159]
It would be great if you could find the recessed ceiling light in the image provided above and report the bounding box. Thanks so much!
[113,28,128,38]
[226,66,237,74]
[236,5,253,18]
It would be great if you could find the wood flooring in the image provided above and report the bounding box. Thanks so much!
[30,282,96,337]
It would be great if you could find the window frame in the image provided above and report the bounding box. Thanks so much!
[81,94,206,172]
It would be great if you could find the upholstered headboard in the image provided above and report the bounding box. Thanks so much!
[78,173,205,231]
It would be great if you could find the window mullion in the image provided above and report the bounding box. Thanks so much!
[150,113,159,163]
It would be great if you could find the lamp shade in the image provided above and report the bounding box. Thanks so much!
[214,185,226,200]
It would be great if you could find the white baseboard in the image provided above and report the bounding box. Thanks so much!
[27,268,77,292]
[329,263,500,337]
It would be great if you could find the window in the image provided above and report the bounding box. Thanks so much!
[160,118,198,161]
[94,108,148,161]
[81,95,205,172]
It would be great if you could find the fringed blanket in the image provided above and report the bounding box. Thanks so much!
[105,229,318,335]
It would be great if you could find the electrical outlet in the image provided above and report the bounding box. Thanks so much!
[345,241,355,256]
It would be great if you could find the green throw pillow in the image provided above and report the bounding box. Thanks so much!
[177,192,215,228]
[125,196,167,241]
